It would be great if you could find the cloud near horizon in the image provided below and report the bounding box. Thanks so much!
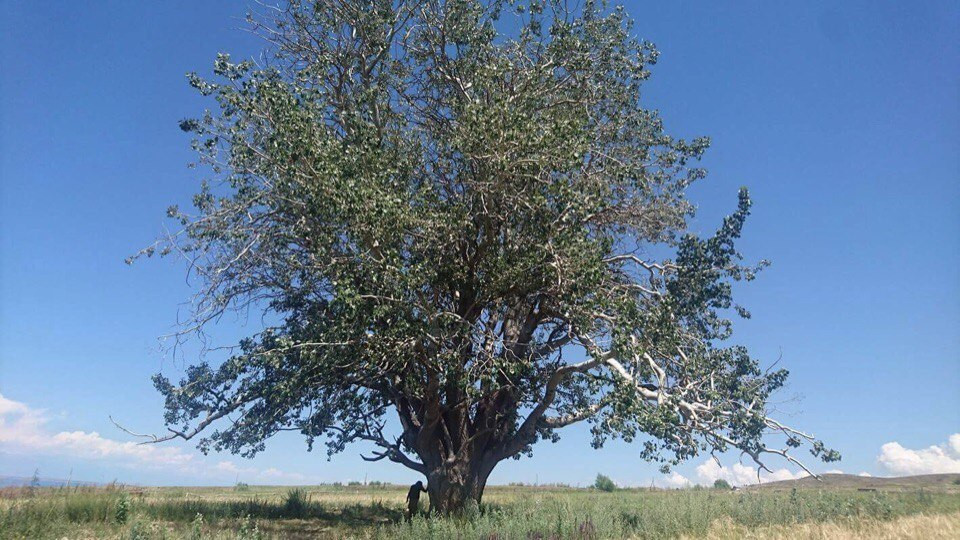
[876,434,960,476]
[0,393,308,483]
[694,459,808,486]
[656,432,960,487]
[650,459,809,488]
[657,471,693,488]
[7,392,959,486]
[214,460,308,483]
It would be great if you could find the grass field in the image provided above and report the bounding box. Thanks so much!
[2,477,959,539]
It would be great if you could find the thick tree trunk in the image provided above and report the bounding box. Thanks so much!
[425,458,495,515]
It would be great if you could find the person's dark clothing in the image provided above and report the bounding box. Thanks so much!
[405,481,427,521]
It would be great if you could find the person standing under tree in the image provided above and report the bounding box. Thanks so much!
[405,481,427,521]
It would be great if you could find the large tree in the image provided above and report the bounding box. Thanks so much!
[132,0,838,513]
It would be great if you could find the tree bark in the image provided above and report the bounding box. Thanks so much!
[425,456,495,515]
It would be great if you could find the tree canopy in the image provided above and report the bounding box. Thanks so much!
[132,0,838,513]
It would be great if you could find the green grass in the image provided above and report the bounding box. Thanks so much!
[1,484,959,539]
[382,488,960,539]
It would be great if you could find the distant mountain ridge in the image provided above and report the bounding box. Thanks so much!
[0,475,100,488]
[747,473,960,491]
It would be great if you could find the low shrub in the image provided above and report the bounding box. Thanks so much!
[594,474,617,492]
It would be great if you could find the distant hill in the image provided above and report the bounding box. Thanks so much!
[745,473,960,492]
[0,475,100,488]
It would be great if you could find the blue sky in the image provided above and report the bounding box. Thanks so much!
[1,0,957,488]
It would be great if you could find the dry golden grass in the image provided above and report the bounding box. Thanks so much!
[3,484,959,539]
[690,511,960,540]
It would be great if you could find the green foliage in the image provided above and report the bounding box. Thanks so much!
[28,468,41,497]
[137,0,837,510]
[190,512,204,540]
[115,493,130,524]
[237,514,262,540]
[127,520,148,540]
[594,474,617,492]
[283,488,309,518]
[233,482,249,492]
[713,479,732,490]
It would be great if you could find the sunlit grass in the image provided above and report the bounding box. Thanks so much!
[1,483,959,539]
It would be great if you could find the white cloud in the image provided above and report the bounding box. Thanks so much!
[0,393,306,482]
[662,433,960,487]
[0,394,30,416]
[215,461,253,475]
[658,471,692,489]
[261,467,308,482]
[51,430,194,467]
[0,392,195,469]
[694,459,808,486]
[214,461,307,482]
[0,395,48,446]
[949,434,960,457]
[876,433,960,475]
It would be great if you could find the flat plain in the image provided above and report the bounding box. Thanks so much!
[2,474,959,539]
